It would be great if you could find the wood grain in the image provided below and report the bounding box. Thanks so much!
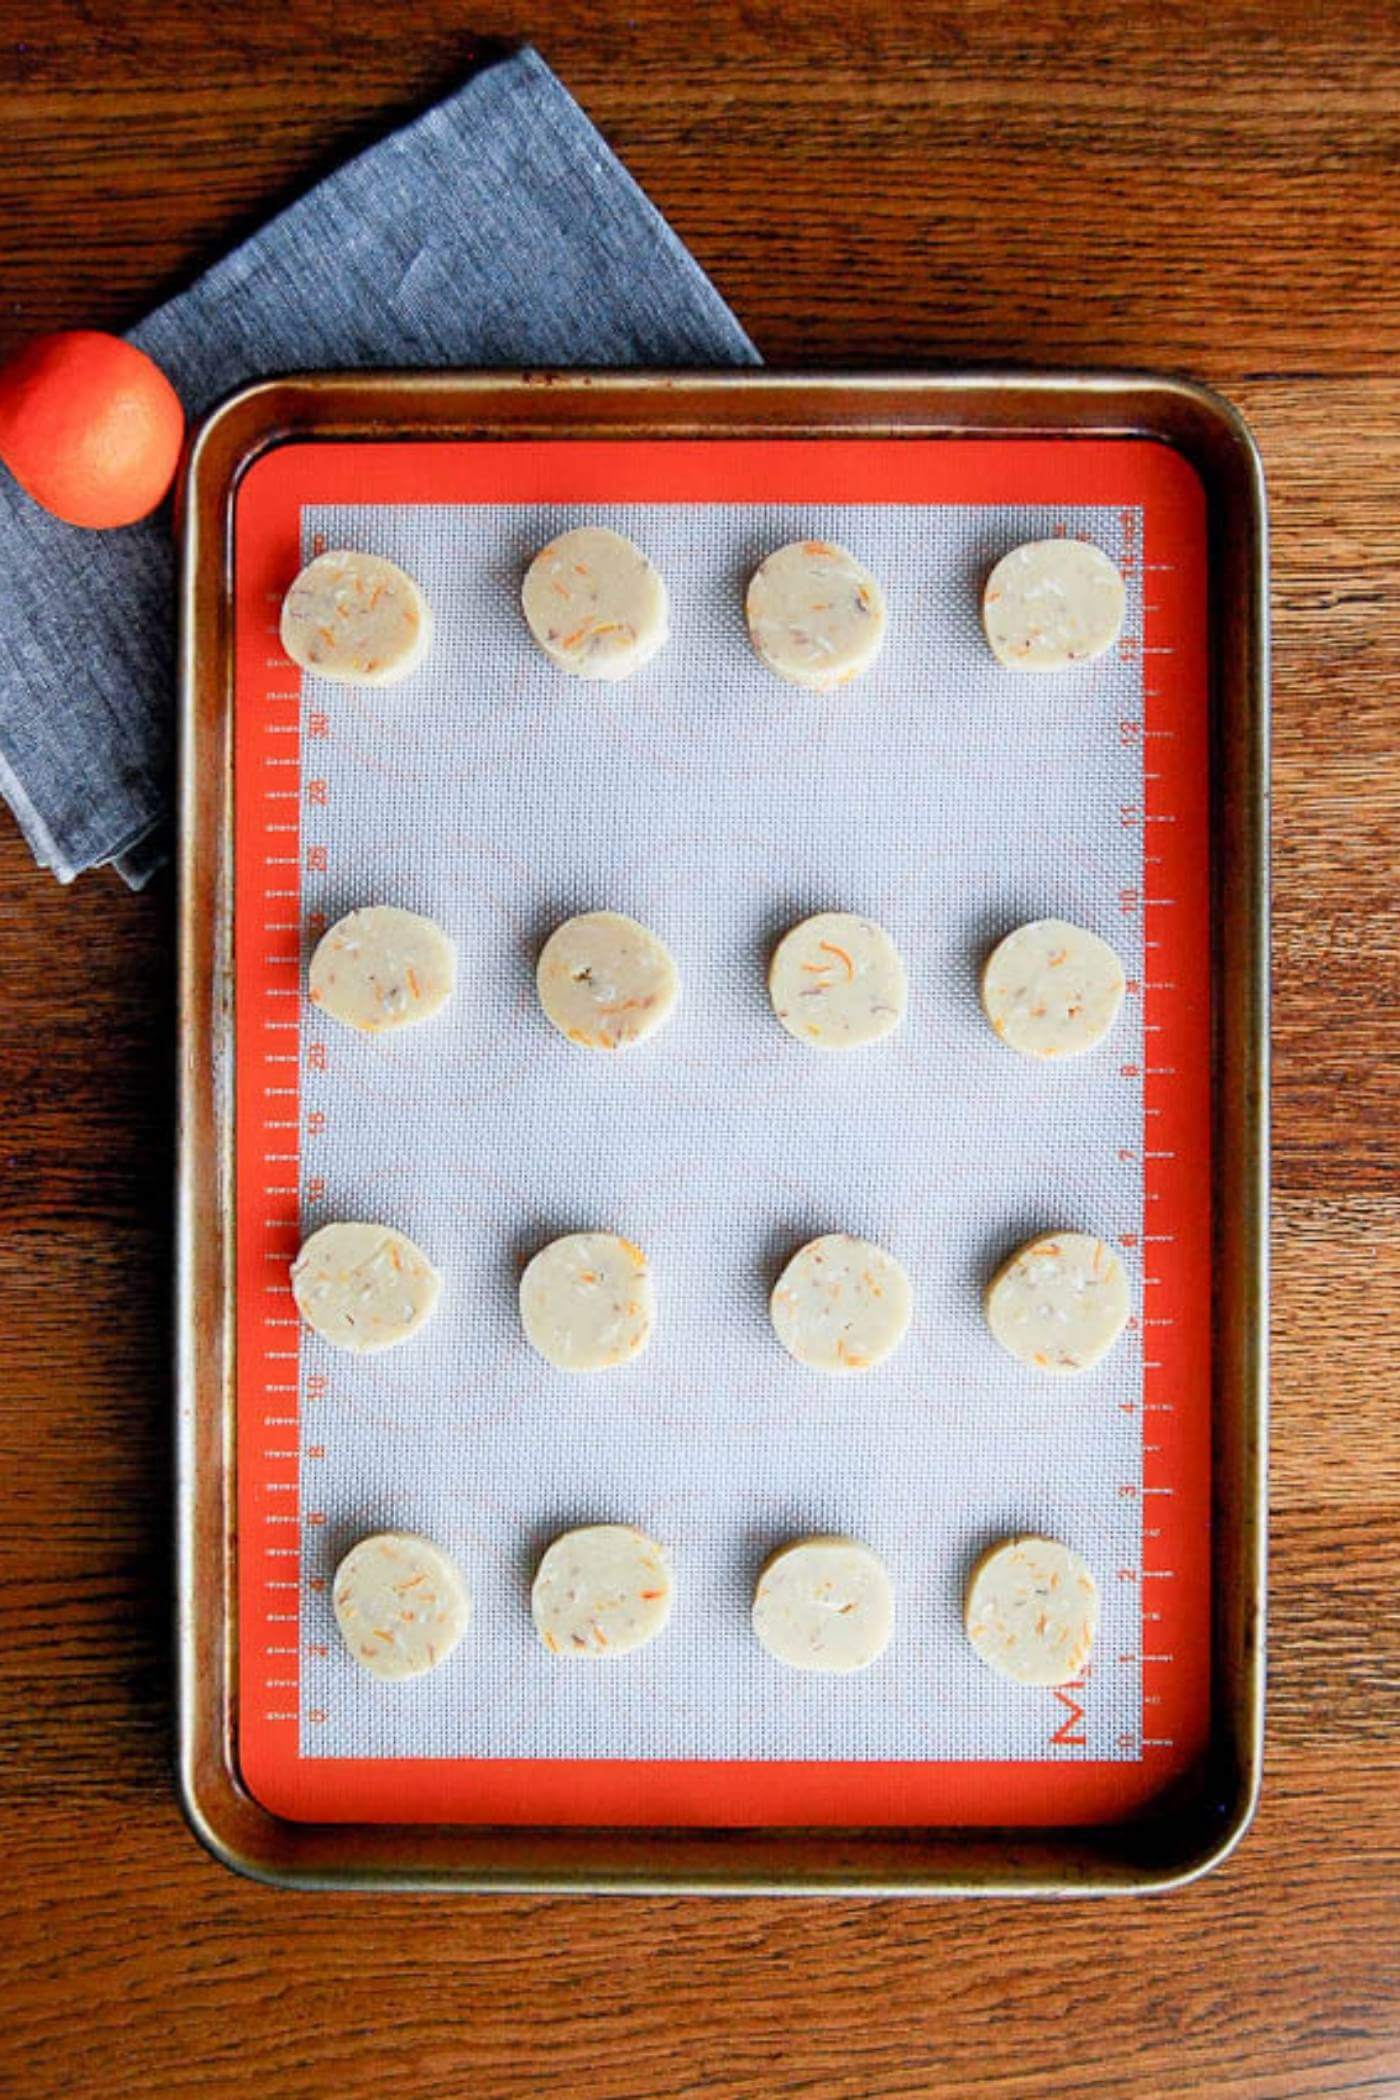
[1,3,1397,2095]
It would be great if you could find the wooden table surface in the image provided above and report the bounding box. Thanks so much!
[2,3,1396,2094]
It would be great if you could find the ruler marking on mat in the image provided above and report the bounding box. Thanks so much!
[237,518,310,1758]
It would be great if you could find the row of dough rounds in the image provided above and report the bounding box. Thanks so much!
[309,903,1129,1060]
[334,1526,1099,1686]
[291,1224,1132,1376]
[279,531,1127,689]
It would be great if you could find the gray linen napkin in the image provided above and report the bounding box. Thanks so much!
[0,46,758,887]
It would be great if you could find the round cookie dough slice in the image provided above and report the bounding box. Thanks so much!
[333,1532,471,1681]
[291,1221,441,1353]
[280,549,431,685]
[752,1537,894,1673]
[964,1535,1099,1686]
[984,1231,1130,1373]
[309,905,456,1033]
[980,917,1125,1059]
[981,538,1125,670]
[532,1524,672,1656]
[521,525,668,680]
[536,909,679,1050]
[770,1234,912,1373]
[745,539,887,690]
[519,1232,653,1371]
[769,910,906,1048]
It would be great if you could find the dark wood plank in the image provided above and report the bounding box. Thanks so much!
[0,4,1397,2096]
[1,1,1397,377]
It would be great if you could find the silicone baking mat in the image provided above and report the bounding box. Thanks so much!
[233,436,1210,1827]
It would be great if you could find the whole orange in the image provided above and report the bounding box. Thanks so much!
[0,330,185,529]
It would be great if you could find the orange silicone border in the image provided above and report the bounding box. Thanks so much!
[234,435,1211,1827]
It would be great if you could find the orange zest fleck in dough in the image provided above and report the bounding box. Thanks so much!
[818,940,855,980]
[560,617,627,652]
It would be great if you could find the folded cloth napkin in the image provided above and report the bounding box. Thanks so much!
[0,47,758,887]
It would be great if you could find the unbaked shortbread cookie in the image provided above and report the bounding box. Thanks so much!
[964,1536,1099,1687]
[770,1234,912,1373]
[290,1221,441,1353]
[752,1537,894,1673]
[531,1524,672,1656]
[280,549,431,685]
[535,910,679,1050]
[768,910,907,1048]
[519,1232,654,1371]
[308,905,456,1033]
[981,538,1125,670]
[984,1231,1130,1373]
[980,917,1125,1059]
[521,525,668,679]
[745,539,887,690]
[333,1532,471,1681]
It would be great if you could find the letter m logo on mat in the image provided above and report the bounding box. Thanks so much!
[1051,1675,1088,1748]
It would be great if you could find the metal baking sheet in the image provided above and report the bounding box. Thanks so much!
[176,371,1268,1893]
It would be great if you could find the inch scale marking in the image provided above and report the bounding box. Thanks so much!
[1132,488,1212,1772]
